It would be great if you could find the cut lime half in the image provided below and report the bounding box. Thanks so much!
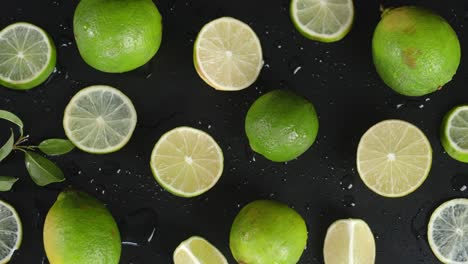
[0,22,56,90]
[150,127,224,198]
[356,120,432,197]
[174,236,228,264]
[63,85,137,154]
[194,17,263,91]
[441,105,468,163]
[0,200,22,264]
[428,198,468,264]
[290,0,354,42]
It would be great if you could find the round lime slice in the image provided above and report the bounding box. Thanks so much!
[441,105,468,163]
[290,0,354,42]
[63,85,137,154]
[0,22,56,90]
[0,200,22,264]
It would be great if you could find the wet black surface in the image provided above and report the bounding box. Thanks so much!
[1,0,468,263]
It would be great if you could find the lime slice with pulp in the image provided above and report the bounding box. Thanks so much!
[441,105,468,163]
[0,200,22,264]
[174,236,228,264]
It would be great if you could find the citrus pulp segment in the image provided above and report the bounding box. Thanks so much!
[63,85,137,154]
[150,127,224,197]
[356,120,432,197]
[173,236,228,264]
[194,17,263,91]
[0,22,56,90]
[0,200,22,264]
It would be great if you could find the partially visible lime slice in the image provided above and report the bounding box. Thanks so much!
[323,219,375,264]
[194,17,263,91]
[356,120,432,197]
[428,198,468,264]
[0,200,22,264]
[441,105,468,163]
[63,85,137,154]
[290,0,354,42]
[174,236,228,264]
[150,127,224,198]
[0,22,56,90]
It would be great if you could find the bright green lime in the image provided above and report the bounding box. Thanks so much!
[44,190,121,264]
[245,89,319,162]
[0,22,56,90]
[441,105,468,163]
[372,6,461,96]
[73,0,163,73]
[230,200,308,264]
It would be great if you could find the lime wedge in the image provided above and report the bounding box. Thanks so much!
[324,219,375,264]
[356,120,432,197]
[290,0,354,42]
[428,198,468,264]
[150,127,224,197]
[0,201,22,264]
[0,22,56,90]
[63,85,137,154]
[194,17,263,91]
[174,236,228,264]
[441,105,468,163]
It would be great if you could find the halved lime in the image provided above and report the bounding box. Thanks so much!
[356,120,432,197]
[441,105,468,163]
[0,22,56,90]
[290,0,354,42]
[324,219,375,264]
[194,17,263,91]
[63,85,137,154]
[428,198,468,264]
[150,127,224,197]
[0,200,22,264]
[174,236,228,264]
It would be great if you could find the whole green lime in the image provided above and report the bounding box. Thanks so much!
[372,6,461,96]
[245,89,319,162]
[230,200,308,264]
[73,0,163,73]
[43,190,121,264]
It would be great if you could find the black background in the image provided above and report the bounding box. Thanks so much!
[0,0,467,263]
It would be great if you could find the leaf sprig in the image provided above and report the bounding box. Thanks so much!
[0,110,75,191]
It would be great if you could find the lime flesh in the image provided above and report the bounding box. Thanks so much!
[174,236,228,264]
[441,105,468,163]
[0,201,22,264]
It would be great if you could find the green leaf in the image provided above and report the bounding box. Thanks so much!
[38,139,75,156]
[0,110,23,136]
[24,151,65,186]
[0,130,14,162]
[0,176,18,191]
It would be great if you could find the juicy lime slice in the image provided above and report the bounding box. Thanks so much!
[174,236,228,264]
[0,201,22,264]
[150,127,224,197]
[0,22,56,90]
[324,219,375,264]
[356,120,432,197]
[63,85,137,154]
[194,17,263,91]
[428,198,468,264]
[290,0,354,42]
[441,105,468,163]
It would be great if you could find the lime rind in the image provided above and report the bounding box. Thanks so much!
[0,22,56,90]
[194,17,263,91]
[0,200,22,264]
[290,0,354,43]
[428,198,468,264]
[150,127,224,198]
[63,85,137,154]
[356,119,432,198]
[441,105,468,163]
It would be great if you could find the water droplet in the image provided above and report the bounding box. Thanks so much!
[340,175,354,190]
[342,195,356,207]
[120,208,158,247]
[452,175,468,192]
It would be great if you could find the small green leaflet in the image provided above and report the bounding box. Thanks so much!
[0,130,14,162]
[0,176,18,191]
[24,151,65,186]
[38,139,75,156]
[0,110,23,136]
